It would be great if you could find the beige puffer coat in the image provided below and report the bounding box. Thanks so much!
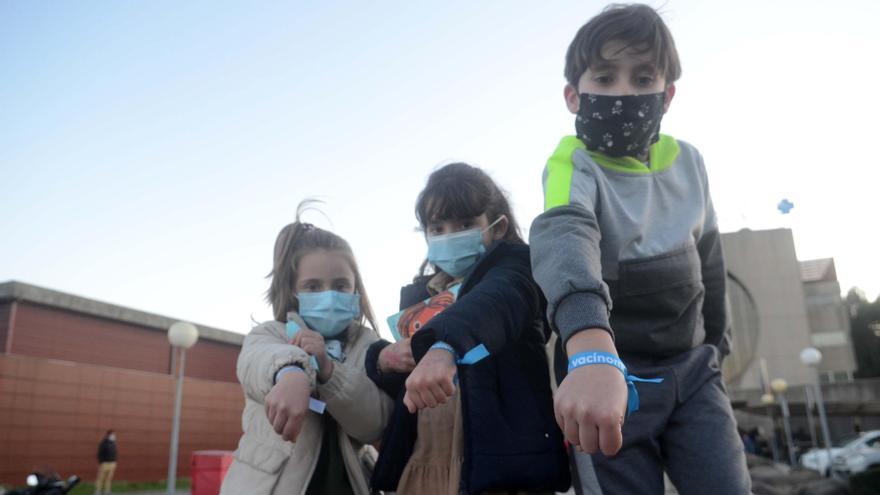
[221,313,392,495]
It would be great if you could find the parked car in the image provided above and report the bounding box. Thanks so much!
[800,430,880,476]
[832,432,880,477]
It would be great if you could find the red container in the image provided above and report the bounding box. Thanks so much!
[191,450,235,495]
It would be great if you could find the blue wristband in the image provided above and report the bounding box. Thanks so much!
[430,341,461,385]
[273,364,327,415]
[274,365,304,384]
[568,351,627,375]
[430,341,459,360]
[567,351,663,417]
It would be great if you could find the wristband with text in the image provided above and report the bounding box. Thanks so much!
[567,351,663,416]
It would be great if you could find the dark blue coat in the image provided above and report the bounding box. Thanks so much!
[365,241,570,494]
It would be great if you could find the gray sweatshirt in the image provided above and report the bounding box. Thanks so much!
[529,134,730,358]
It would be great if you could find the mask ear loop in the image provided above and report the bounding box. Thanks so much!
[481,214,507,234]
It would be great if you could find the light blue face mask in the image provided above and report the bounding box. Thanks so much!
[426,216,505,277]
[297,290,361,338]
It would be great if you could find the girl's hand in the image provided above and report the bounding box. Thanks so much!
[291,327,333,383]
[403,348,456,413]
[265,370,311,442]
[554,329,627,456]
[378,338,417,373]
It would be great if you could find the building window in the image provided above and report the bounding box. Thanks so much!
[805,294,839,306]
[810,331,848,347]
[833,371,851,383]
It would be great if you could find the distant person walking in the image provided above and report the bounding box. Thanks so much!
[95,430,117,495]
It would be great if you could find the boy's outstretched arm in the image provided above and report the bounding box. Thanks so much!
[529,139,627,456]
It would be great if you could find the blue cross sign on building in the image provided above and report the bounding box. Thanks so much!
[777,198,794,214]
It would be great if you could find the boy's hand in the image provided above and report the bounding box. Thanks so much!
[403,348,456,413]
[265,370,311,442]
[555,328,628,456]
[291,327,333,383]
[378,338,417,373]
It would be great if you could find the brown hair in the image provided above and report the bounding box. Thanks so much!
[266,200,378,332]
[564,4,681,87]
[415,163,523,274]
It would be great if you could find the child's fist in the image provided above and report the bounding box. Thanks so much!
[378,338,417,374]
[554,362,627,456]
[290,327,333,382]
[403,348,456,413]
[555,328,628,456]
[264,370,311,442]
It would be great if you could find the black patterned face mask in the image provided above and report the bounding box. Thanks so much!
[575,92,666,158]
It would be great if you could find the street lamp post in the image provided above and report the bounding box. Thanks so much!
[803,385,819,449]
[761,392,781,463]
[800,347,834,476]
[167,322,199,495]
[771,378,796,465]
[804,385,821,449]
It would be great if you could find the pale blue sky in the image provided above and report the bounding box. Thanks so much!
[2,0,878,337]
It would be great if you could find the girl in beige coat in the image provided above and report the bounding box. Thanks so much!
[221,205,393,495]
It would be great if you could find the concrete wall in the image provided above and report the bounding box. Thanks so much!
[803,279,856,378]
[721,229,815,390]
[730,378,880,441]
[0,353,244,485]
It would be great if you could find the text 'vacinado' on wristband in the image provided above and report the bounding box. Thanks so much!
[567,351,663,416]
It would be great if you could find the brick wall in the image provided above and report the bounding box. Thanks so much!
[0,354,244,485]
[9,302,171,374]
[1,301,240,383]
[0,303,9,352]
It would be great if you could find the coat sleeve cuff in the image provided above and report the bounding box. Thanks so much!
[269,351,316,393]
[364,339,408,397]
[555,291,613,346]
[364,339,391,384]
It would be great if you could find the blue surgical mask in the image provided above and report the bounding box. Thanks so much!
[297,291,360,338]
[426,216,505,277]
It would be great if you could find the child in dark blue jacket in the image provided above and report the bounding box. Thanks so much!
[365,163,569,495]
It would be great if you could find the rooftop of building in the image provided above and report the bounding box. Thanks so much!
[800,258,838,283]
[0,280,244,346]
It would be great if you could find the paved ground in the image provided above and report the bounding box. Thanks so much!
[128,484,677,494]
[551,474,680,494]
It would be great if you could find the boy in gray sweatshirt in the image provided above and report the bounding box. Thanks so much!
[529,4,750,494]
